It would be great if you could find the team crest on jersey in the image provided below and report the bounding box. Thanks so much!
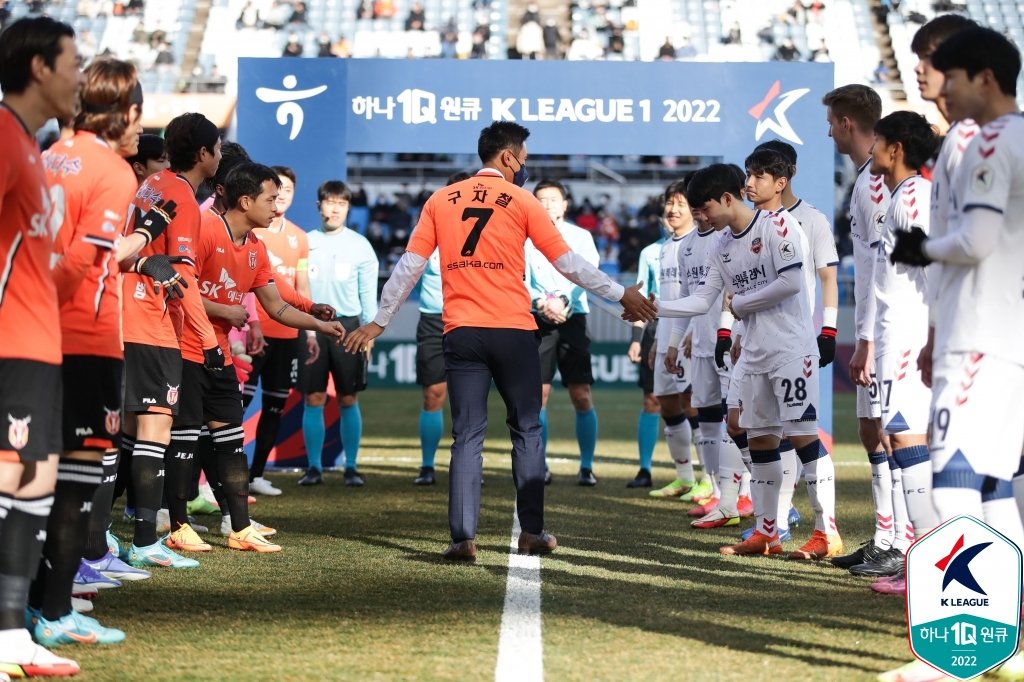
[103,407,120,436]
[971,163,994,194]
[750,237,762,254]
[249,251,257,270]
[779,240,795,261]
[287,235,299,249]
[166,384,179,406]
[873,210,886,232]
[7,414,31,450]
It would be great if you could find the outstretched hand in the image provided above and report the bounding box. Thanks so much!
[343,322,384,355]
[620,283,657,323]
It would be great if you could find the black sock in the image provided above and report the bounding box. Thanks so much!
[114,433,134,504]
[211,424,250,532]
[166,427,199,529]
[29,460,103,621]
[197,430,227,509]
[131,440,167,547]
[250,392,287,481]
[241,378,258,409]
[83,450,118,561]
[0,494,53,630]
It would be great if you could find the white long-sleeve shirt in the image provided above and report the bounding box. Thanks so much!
[849,160,890,342]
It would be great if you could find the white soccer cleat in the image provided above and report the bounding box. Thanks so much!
[220,515,277,537]
[249,477,282,496]
[0,629,80,677]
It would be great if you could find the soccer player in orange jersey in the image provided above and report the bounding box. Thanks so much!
[120,113,225,569]
[0,16,83,677]
[165,162,341,553]
[126,133,169,185]
[345,121,656,561]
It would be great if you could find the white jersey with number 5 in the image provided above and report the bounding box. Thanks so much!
[873,175,931,357]
[849,161,890,341]
[936,113,1024,366]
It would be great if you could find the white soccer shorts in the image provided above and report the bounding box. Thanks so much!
[691,355,729,409]
[738,355,820,432]
[876,348,931,435]
[856,380,882,419]
[653,351,691,397]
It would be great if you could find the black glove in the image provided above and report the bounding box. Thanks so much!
[890,226,932,266]
[203,346,225,372]
[309,302,336,321]
[714,329,732,369]
[133,255,189,300]
[132,199,177,245]
[817,327,837,367]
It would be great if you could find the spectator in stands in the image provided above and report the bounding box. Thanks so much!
[205,64,227,93]
[471,24,489,58]
[872,60,891,83]
[517,18,543,59]
[658,37,676,60]
[810,39,831,62]
[405,2,426,30]
[774,37,801,61]
[332,35,352,57]
[262,1,290,29]
[155,41,174,68]
[440,18,458,58]
[722,21,741,45]
[567,30,602,61]
[238,1,261,29]
[374,0,396,19]
[289,1,309,26]
[127,0,144,14]
[787,0,807,24]
[543,19,561,60]
[607,26,625,58]
[317,33,334,57]
[677,36,697,59]
[521,3,540,25]
[356,0,371,20]
[283,33,304,57]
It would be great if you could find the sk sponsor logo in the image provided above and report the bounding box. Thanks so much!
[748,80,810,145]
[907,515,1022,680]
[255,75,328,141]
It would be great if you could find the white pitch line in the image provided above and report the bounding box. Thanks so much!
[494,509,543,682]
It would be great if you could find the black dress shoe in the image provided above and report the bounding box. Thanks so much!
[831,539,886,569]
[343,468,365,487]
[849,546,905,576]
[518,530,557,555]
[577,468,597,486]
[544,466,552,486]
[297,468,323,486]
[442,540,477,562]
[414,466,436,486]
[626,468,653,488]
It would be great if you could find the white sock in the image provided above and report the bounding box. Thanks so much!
[869,451,895,549]
[740,470,751,497]
[981,481,1024,554]
[697,420,721,497]
[1013,456,1024,527]
[665,419,694,482]
[894,445,940,537]
[717,430,743,515]
[798,442,838,535]
[751,449,783,537]
[776,443,799,533]
[890,463,913,552]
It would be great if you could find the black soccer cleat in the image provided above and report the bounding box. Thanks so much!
[577,468,597,486]
[414,466,436,486]
[626,468,653,488]
[831,539,887,570]
[849,546,905,577]
[343,468,365,487]
[297,468,323,486]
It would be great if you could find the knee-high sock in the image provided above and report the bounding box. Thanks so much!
[776,440,800,533]
[982,477,1024,554]
[166,427,199,529]
[796,440,837,534]
[637,411,659,471]
[113,433,133,503]
[664,414,693,481]
[734,431,752,497]
[241,376,258,409]
[341,404,362,470]
[83,450,119,561]
[0,494,52,631]
[539,407,549,458]
[893,444,940,538]
[419,408,444,469]
[717,428,743,516]
[575,408,597,470]
[131,439,167,547]
[890,460,913,551]
[29,460,103,621]
[302,403,325,471]
[211,424,250,532]
[932,451,984,525]
[696,410,722,497]
[750,448,783,536]
[197,429,224,510]
[250,391,287,480]
[869,450,895,549]
[1014,456,1024,528]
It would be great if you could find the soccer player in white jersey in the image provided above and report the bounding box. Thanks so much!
[647,181,708,502]
[525,179,602,486]
[642,164,835,558]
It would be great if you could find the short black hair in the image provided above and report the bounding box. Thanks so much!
[317,180,352,203]
[932,27,1021,97]
[213,141,250,188]
[272,165,296,186]
[0,16,75,95]
[225,162,281,210]
[754,139,797,168]
[686,164,744,208]
[477,121,530,164]
[164,112,219,172]
[873,111,941,170]
[745,148,793,180]
[126,133,165,167]
[534,178,568,200]
[663,179,689,204]
[445,171,471,186]
[911,13,977,56]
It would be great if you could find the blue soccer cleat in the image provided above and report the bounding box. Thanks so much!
[72,561,121,596]
[126,541,199,569]
[741,526,792,543]
[788,505,801,528]
[34,611,125,646]
[83,551,151,582]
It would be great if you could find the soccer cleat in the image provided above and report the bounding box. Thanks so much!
[0,629,80,677]
[692,508,739,529]
[649,478,692,498]
[105,530,121,557]
[849,547,905,577]
[876,659,954,682]
[199,481,219,505]
[220,516,276,538]
[187,516,209,534]
[577,468,597,486]
[156,508,170,534]
[249,477,282,496]
[788,505,801,528]
[681,478,714,503]
[247,495,257,505]
[72,562,121,595]
[227,525,282,553]
[737,495,754,517]
[82,551,151,581]
[720,530,782,556]
[787,530,843,560]
[414,466,436,485]
[687,496,719,517]
[165,523,212,552]
[626,468,652,488]
[34,611,126,646]
[741,525,792,543]
[994,652,1024,681]
[298,468,323,486]
[871,573,906,595]
[71,597,93,614]
[186,495,220,516]
[343,468,364,487]
[127,541,199,569]
[831,540,887,570]
[122,505,135,522]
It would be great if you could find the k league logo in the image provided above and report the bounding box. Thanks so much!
[748,80,810,145]
[907,515,1022,680]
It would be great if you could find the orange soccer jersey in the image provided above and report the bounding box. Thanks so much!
[407,170,570,334]
[181,212,273,365]
[251,219,308,339]
[0,106,61,365]
[45,131,137,358]
[122,171,217,352]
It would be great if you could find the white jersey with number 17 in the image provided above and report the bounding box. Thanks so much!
[849,161,890,342]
